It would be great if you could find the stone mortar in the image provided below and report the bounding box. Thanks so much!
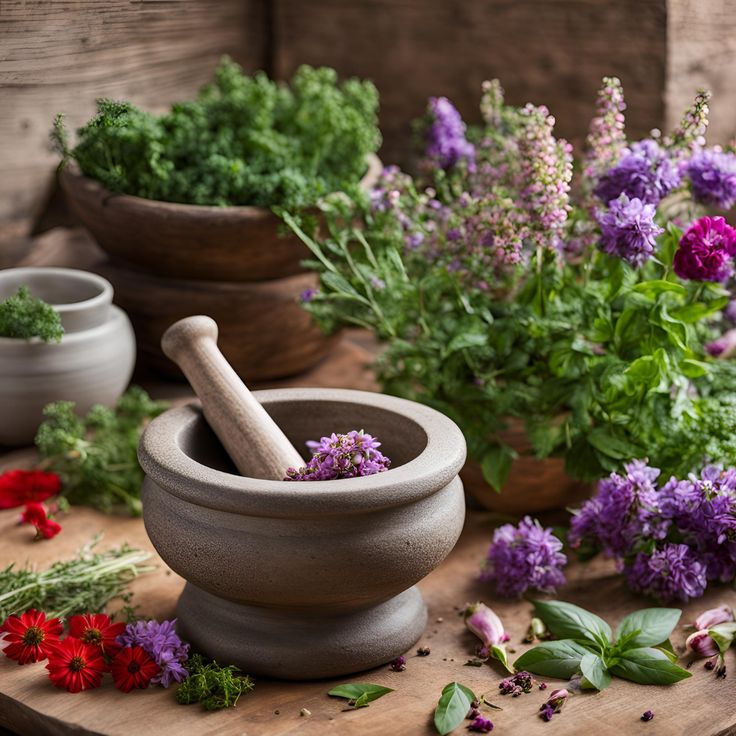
[138,387,466,680]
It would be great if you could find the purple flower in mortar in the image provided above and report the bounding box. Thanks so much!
[467,715,494,733]
[117,619,190,687]
[673,216,736,282]
[597,194,664,267]
[481,516,567,597]
[694,605,733,630]
[594,139,680,205]
[687,149,736,210]
[426,96,476,171]
[539,688,568,722]
[286,430,391,481]
[464,602,512,672]
[686,630,720,658]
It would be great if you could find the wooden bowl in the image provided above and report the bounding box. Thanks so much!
[98,261,337,382]
[460,419,591,514]
[59,155,383,283]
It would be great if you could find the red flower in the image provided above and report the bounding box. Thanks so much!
[0,469,61,510]
[68,613,125,658]
[1,610,63,664]
[110,646,160,692]
[46,637,107,693]
[20,501,62,540]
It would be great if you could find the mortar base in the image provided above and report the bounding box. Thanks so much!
[176,582,428,680]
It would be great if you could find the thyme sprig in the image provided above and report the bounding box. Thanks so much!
[176,654,254,710]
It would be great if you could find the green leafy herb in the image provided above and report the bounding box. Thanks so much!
[176,654,254,710]
[433,682,476,735]
[0,535,152,620]
[0,286,63,342]
[328,682,394,708]
[514,601,690,690]
[53,58,380,210]
[35,386,168,516]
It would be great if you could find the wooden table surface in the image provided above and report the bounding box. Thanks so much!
[2,230,736,735]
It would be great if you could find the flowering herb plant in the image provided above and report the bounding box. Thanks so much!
[514,601,690,690]
[0,286,63,342]
[570,461,736,602]
[285,78,736,490]
[53,58,380,210]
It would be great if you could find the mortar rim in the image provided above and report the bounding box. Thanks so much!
[138,387,467,517]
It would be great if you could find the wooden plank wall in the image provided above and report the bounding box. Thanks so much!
[0,0,267,235]
[1,0,734,244]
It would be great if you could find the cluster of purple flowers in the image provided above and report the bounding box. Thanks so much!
[594,139,680,206]
[285,429,391,481]
[498,670,535,697]
[480,516,567,597]
[686,149,736,210]
[117,618,189,687]
[597,194,663,267]
[425,96,476,171]
[569,460,736,602]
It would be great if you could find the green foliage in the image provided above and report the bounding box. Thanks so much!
[176,654,254,710]
[0,286,63,342]
[327,682,394,708]
[35,387,168,516]
[53,58,381,209]
[285,188,736,486]
[0,536,152,620]
[514,601,690,690]
[433,682,477,735]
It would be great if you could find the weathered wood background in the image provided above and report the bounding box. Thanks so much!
[2,0,736,244]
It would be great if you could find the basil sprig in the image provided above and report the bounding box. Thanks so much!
[434,682,477,735]
[328,682,393,708]
[514,601,691,690]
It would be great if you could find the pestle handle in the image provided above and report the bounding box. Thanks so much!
[161,316,304,479]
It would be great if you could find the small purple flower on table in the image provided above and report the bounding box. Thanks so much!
[539,688,568,722]
[467,715,494,732]
[673,216,736,282]
[597,194,663,267]
[481,516,567,597]
[641,710,655,722]
[389,655,406,672]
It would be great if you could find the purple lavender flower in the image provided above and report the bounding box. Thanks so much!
[597,194,664,267]
[285,429,391,481]
[584,77,627,184]
[118,618,190,687]
[481,516,567,597]
[673,216,736,282]
[426,97,475,171]
[687,149,736,210]
[626,544,708,602]
[595,139,680,205]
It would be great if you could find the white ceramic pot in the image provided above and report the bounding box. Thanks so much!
[0,267,136,446]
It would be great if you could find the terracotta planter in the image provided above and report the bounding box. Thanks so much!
[60,154,383,282]
[0,267,135,446]
[98,261,338,382]
[460,419,591,514]
[138,387,467,679]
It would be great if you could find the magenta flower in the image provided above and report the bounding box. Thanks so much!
[539,688,568,721]
[694,605,733,630]
[464,602,512,672]
[673,216,736,282]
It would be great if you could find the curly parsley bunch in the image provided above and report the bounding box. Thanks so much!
[53,58,380,210]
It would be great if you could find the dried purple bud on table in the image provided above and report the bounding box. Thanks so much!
[389,655,406,672]
[641,710,654,722]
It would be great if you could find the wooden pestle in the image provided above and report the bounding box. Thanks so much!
[161,315,304,479]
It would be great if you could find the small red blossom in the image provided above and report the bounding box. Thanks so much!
[110,646,160,692]
[0,469,61,510]
[1,610,63,664]
[46,637,107,693]
[68,613,126,658]
[20,501,62,540]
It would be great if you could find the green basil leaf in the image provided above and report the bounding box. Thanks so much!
[631,280,687,298]
[513,639,591,678]
[491,644,514,674]
[615,608,682,648]
[328,683,393,708]
[481,444,517,492]
[434,682,476,735]
[580,652,612,691]
[655,639,678,663]
[708,622,736,655]
[533,600,612,645]
[610,647,692,685]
